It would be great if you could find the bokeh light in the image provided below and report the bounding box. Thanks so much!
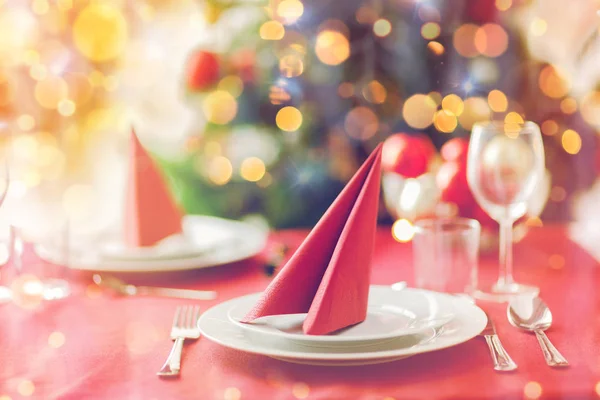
[442,94,464,116]
[32,0,49,15]
[34,75,68,109]
[523,381,543,400]
[338,82,354,98]
[402,94,437,129]
[292,382,310,399]
[260,20,285,40]
[580,91,600,127]
[487,89,508,112]
[269,85,291,105]
[433,110,458,133]
[202,90,238,125]
[538,65,570,99]
[560,97,577,114]
[17,380,35,397]
[541,120,558,136]
[355,6,377,24]
[362,80,387,104]
[208,156,233,185]
[48,331,66,348]
[373,19,392,37]
[57,99,76,116]
[277,0,304,25]
[495,0,512,11]
[73,4,128,62]
[474,23,509,57]
[218,76,244,98]
[561,129,581,155]
[224,387,242,400]
[344,107,379,140]
[453,24,479,58]
[276,106,303,131]
[458,97,490,130]
[427,41,445,56]
[315,30,350,66]
[530,18,547,37]
[17,115,35,131]
[240,157,266,182]
[392,219,414,242]
[421,22,440,40]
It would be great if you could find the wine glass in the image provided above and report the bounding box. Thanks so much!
[467,121,545,301]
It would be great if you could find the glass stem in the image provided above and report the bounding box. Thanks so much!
[498,220,514,287]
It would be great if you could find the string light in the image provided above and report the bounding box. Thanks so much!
[392,219,414,242]
[442,94,464,116]
[427,41,445,55]
[362,80,387,104]
[276,0,304,25]
[240,157,266,182]
[208,156,233,185]
[260,20,285,40]
[488,89,508,112]
[539,65,570,99]
[421,22,440,40]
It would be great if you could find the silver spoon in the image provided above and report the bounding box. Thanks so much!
[92,274,216,301]
[507,296,569,367]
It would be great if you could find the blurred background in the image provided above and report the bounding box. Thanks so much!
[0,0,599,246]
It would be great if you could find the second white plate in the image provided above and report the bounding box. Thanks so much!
[227,286,454,346]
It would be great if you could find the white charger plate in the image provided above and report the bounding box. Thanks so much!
[34,216,267,272]
[198,286,487,366]
[227,286,454,346]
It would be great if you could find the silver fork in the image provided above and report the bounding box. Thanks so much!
[157,305,201,377]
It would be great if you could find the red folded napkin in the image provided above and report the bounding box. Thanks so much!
[124,128,183,247]
[242,144,383,335]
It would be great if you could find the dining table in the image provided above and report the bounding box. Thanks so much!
[0,223,599,400]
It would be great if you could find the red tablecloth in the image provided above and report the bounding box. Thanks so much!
[1,225,599,400]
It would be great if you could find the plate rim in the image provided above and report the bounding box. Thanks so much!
[198,285,487,361]
[34,215,268,272]
[226,289,453,343]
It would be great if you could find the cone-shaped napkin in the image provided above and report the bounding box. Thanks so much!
[242,144,382,335]
[124,129,183,247]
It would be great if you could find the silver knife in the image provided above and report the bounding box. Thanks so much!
[93,274,217,300]
[480,312,518,371]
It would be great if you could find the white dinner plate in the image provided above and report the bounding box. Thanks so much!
[198,286,487,366]
[227,286,454,347]
[34,216,268,272]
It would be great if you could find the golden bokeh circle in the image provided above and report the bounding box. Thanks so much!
[73,4,128,62]
[541,120,558,136]
[561,129,581,155]
[392,219,415,242]
[276,106,303,131]
[427,41,445,56]
[315,30,350,66]
[373,19,392,37]
[538,65,570,99]
[240,157,266,182]
[202,90,238,125]
[458,97,491,130]
[487,89,508,112]
[362,80,387,104]
[208,156,233,185]
[442,94,464,116]
[35,76,68,109]
[402,94,437,129]
[433,110,458,133]
[260,20,285,41]
[421,22,441,40]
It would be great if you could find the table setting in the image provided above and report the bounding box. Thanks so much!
[2,0,600,398]
[2,123,600,400]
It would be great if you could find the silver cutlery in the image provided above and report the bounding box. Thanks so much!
[93,274,216,301]
[479,312,518,371]
[507,296,569,367]
[157,305,202,377]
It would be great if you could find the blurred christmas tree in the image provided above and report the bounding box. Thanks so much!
[168,0,596,228]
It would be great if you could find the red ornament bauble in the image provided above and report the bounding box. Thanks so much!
[441,137,469,164]
[382,133,434,178]
[436,160,473,206]
[186,50,220,91]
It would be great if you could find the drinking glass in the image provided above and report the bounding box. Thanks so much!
[467,121,545,301]
[412,218,480,294]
